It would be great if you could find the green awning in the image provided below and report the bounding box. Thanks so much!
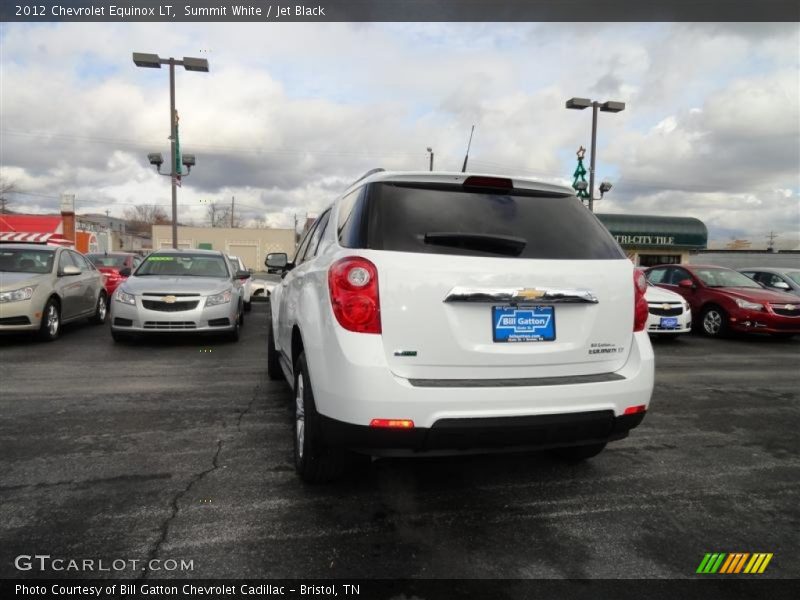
[596,213,707,249]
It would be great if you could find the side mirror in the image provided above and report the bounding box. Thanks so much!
[62,265,81,276]
[248,267,254,274]
[235,270,251,280]
[119,267,132,277]
[266,252,290,272]
[678,279,695,289]
[772,281,790,291]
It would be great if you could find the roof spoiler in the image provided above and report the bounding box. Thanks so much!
[349,168,385,189]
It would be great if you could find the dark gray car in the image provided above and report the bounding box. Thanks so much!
[739,267,800,297]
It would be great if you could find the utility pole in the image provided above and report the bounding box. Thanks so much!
[0,198,7,214]
[427,147,434,171]
[231,196,235,228]
[767,231,779,252]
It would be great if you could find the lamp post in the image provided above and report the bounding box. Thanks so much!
[426,147,434,171]
[133,52,209,248]
[565,97,625,212]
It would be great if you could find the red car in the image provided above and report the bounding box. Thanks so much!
[86,252,143,296]
[645,264,800,338]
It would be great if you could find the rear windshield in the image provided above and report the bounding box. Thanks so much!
[88,254,127,268]
[350,182,624,260]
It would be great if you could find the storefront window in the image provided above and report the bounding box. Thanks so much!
[638,254,681,267]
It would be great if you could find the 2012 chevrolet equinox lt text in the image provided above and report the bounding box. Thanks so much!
[266,170,654,482]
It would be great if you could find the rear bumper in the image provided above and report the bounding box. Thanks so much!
[307,330,654,430]
[319,410,646,455]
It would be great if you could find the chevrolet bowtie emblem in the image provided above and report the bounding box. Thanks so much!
[162,295,177,304]
[786,304,796,310]
[515,289,546,300]
[662,304,671,310]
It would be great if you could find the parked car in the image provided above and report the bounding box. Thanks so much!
[110,249,250,342]
[266,170,654,482]
[0,243,107,341]
[644,282,691,336]
[739,267,800,297]
[87,252,142,297]
[645,264,800,338]
[227,254,258,311]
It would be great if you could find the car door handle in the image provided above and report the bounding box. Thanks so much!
[443,287,599,304]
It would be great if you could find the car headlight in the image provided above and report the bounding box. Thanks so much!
[206,289,232,307]
[735,298,762,311]
[115,289,136,305]
[0,286,36,303]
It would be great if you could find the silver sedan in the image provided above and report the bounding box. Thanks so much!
[0,243,107,341]
[110,249,250,342]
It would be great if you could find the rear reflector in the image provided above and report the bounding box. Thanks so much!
[463,176,513,189]
[369,419,415,429]
[623,405,647,415]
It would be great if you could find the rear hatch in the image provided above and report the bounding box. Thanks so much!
[354,178,634,380]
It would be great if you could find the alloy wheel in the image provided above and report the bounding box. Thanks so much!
[703,310,722,335]
[98,296,107,321]
[47,304,59,337]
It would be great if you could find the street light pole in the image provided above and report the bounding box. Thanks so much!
[589,102,598,213]
[427,147,434,171]
[169,59,178,248]
[133,52,209,248]
[565,97,625,212]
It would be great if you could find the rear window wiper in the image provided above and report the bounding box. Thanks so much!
[423,232,527,257]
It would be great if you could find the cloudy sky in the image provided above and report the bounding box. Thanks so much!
[1,22,798,247]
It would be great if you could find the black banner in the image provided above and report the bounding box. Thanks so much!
[2,0,799,23]
[3,579,800,600]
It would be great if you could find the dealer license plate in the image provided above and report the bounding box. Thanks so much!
[492,305,556,343]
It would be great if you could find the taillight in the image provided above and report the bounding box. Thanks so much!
[328,256,381,334]
[463,175,514,189]
[633,270,649,332]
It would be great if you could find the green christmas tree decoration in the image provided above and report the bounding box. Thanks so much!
[572,146,589,200]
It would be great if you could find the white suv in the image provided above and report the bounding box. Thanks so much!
[267,170,654,482]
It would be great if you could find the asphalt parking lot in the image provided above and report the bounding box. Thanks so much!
[1,302,798,579]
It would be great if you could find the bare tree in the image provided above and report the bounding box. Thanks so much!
[0,177,15,213]
[206,202,241,228]
[124,205,170,234]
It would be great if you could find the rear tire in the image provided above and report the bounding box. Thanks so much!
[267,320,283,381]
[294,352,347,483]
[89,292,108,325]
[38,298,61,342]
[701,306,728,337]
[244,301,252,313]
[552,442,607,461]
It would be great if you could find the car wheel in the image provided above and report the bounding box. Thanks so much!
[38,298,61,342]
[244,300,252,312]
[238,304,245,326]
[89,292,108,325]
[267,320,283,381]
[294,352,347,483]
[552,442,607,461]
[701,306,728,337]
[227,315,241,342]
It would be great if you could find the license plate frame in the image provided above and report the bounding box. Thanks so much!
[660,316,679,329]
[492,305,556,343]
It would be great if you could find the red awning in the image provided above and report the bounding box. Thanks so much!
[0,232,73,246]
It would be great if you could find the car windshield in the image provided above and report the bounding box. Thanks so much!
[695,268,763,288]
[135,254,230,278]
[784,271,800,285]
[88,254,127,268]
[0,248,55,273]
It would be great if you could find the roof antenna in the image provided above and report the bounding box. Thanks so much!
[461,125,475,173]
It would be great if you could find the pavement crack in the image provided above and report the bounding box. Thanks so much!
[139,439,223,580]
[236,375,264,432]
